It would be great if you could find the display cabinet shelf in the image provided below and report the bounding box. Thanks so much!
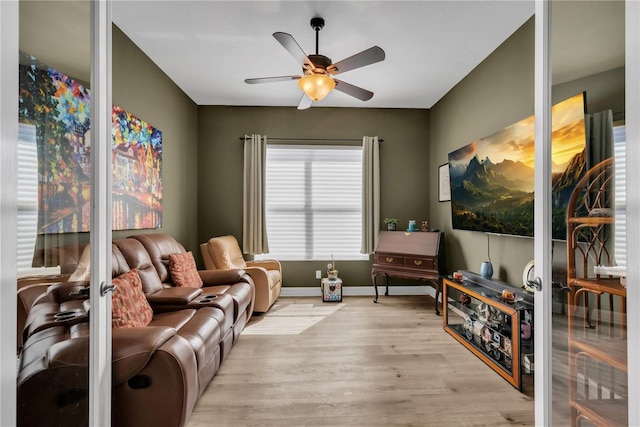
[570,399,628,427]
[572,337,627,372]
[443,272,533,390]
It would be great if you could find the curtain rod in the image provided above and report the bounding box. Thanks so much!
[239,136,383,143]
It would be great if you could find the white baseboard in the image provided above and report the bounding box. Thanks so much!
[280,285,437,298]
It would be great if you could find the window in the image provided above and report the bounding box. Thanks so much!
[613,124,626,268]
[17,123,39,274]
[259,144,366,261]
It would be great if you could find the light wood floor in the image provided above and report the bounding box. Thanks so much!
[188,295,534,426]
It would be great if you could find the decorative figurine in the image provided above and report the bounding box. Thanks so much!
[327,255,338,279]
[421,220,429,232]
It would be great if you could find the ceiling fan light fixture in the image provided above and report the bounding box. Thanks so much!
[298,74,336,101]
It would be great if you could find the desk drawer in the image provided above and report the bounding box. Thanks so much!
[375,254,404,266]
[404,256,436,270]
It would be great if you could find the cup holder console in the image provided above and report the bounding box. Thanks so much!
[197,295,218,303]
[53,311,82,322]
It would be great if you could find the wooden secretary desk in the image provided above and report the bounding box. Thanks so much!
[371,231,445,314]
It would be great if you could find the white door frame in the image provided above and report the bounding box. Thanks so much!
[535,1,639,425]
[0,1,113,426]
[89,1,113,426]
[0,1,19,426]
[533,0,553,425]
[625,1,639,425]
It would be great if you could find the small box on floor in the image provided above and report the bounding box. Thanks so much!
[321,278,342,302]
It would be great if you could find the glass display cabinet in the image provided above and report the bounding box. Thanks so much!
[443,272,534,390]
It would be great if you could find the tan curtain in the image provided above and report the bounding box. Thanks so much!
[361,136,380,254]
[585,110,614,169]
[584,111,614,210]
[242,134,269,254]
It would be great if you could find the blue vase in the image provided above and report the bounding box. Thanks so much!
[480,261,493,278]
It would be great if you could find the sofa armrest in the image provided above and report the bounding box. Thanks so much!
[17,283,52,350]
[242,266,281,313]
[199,268,248,286]
[45,326,177,388]
[246,259,281,271]
[146,287,203,305]
[112,326,177,385]
[18,273,70,290]
[45,336,90,388]
[18,283,52,316]
[45,281,91,303]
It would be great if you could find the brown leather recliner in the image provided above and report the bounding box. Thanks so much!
[17,233,255,427]
[16,244,90,352]
[200,235,282,313]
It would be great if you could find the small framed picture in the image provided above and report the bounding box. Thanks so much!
[438,163,451,202]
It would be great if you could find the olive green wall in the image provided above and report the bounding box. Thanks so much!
[197,106,429,286]
[39,21,623,289]
[429,18,535,286]
[429,17,624,286]
[112,26,200,251]
[553,67,625,119]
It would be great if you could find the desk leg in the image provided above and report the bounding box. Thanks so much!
[372,272,379,303]
[434,278,442,316]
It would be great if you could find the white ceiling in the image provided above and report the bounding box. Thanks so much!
[20,1,625,110]
[112,1,535,108]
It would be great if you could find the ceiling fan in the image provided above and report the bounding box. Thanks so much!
[245,17,385,110]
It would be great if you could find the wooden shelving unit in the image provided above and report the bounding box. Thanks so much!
[566,158,628,426]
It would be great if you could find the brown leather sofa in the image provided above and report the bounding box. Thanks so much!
[17,233,255,427]
[200,235,282,312]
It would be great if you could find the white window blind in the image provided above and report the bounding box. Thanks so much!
[613,124,626,268]
[258,144,366,261]
[17,123,39,273]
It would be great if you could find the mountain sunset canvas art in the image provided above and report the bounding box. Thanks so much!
[448,93,586,239]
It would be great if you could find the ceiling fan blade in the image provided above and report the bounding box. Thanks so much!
[245,75,301,84]
[327,46,385,75]
[297,94,313,110]
[334,79,374,101]
[273,32,315,70]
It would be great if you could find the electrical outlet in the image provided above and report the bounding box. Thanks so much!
[315,270,322,279]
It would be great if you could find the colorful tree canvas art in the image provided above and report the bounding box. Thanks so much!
[18,52,162,233]
[112,106,163,230]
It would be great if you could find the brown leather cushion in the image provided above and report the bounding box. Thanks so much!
[130,233,187,283]
[113,238,164,295]
[206,236,247,269]
[68,244,91,281]
[68,244,133,282]
[169,252,203,288]
[112,269,153,328]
